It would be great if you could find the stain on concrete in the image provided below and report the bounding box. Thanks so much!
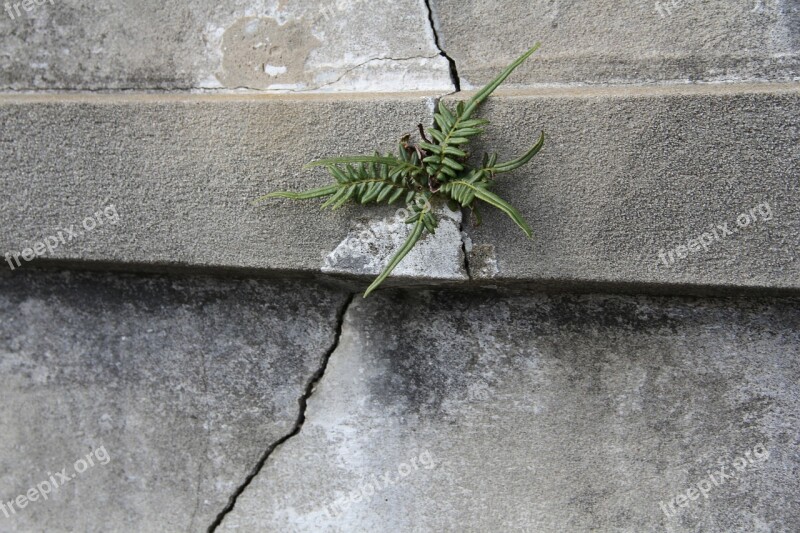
[363,290,800,417]
[218,17,320,89]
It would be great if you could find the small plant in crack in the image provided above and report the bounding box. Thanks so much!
[257,44,544,297]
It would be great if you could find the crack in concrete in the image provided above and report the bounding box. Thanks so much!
[423,0,468,277]
[423,0,461,92]
[206,292,356,532]
[284,54,442,93]
[427,92,472,280]
[459,208,473,280]
[0,54,442,94]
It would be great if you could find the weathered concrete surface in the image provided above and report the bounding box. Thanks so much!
[432,0,799,88]
[445,84,800,292]
[322,203,465,281]
[0,0,451,92]
[219,289,800,532]
[0,93,467,285]
[0,270,349,531]
[3,86,796,294]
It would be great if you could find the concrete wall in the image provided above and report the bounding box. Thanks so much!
[0,0,798,531]
[0,0,451,91]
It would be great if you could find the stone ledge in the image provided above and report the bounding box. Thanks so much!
[0,93,467,287]
[444,83,800,293]
[1,85,798,295]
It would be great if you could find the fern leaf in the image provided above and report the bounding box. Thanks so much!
[462,43,541,120]
[363,215,426,298]
[254,185,339,204]
[487,131,545,175]
[305,155,424,179]
[442,179,532,238]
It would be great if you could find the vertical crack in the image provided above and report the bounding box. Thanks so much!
[423,0,461,92]
[207,293,356,532]
[422,0,466,275]
[459,208,472,280]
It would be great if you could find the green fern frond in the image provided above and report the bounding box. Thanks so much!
[442,179,533,238]
[305,151,425,180]
[364,199,436,298]
[254,185,340,204]
[256,44,546,297]
[485,131,546,175]
[363,215,425,298]
[462,42,541,120]
[424,101,489,184]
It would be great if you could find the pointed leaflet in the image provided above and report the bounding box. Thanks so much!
[487,131,545,174]
[473,187,533,238]
[443,179,533,238]
[363,216,426,298]
[254,185,338,204]
[462,43,541,120]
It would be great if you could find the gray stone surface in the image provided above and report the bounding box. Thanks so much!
[445,84,800,292]
[432,0,799,88]
[0,0,451,92]
[220,289,800,532]
[4,85,797,294]
[0,93,466,285]
[3,3,799,533]
[0,269,349,531]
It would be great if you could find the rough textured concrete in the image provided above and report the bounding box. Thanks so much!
[432,0,799,88]
[2,86,796,293]
[0,269,349,531]
[0,0,451,92]
[220,289,800,532]
[445,84,800,292]
[0,93,469,286]
[3,2,799,533]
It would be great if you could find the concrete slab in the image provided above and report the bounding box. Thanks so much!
[0,269,349,531]
[0,0,452,92]
[444,84,800,292]
[1,85,797,294]
[219,288,800,532]
[431,0,799,87]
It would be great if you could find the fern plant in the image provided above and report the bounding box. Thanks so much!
[257,44,545,297]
